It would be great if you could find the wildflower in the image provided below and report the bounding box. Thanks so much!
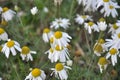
[0,28,8,41]
[20,46,36,61]
[105,33,120,49]
[42,28,53,43]
[50,18,70,29]
[75,14,92,25]
[53,31,72,48]
[51,63,71,80]
[25,68,46,80]
[31,7,38,15]
[93,39,108,56]
[100,2,120,18]
[2,7,16,21]
[97,18,107,31]
[66,60,73,66]
[84,21,99,34]
[2,39,21,58]
[106,48,119,66]
[98,57,108,73]
[108,22,120,34]
[0,77,2,80]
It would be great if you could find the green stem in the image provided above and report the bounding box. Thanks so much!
[69,0,75,19]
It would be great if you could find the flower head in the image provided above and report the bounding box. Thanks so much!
[31,7,38,15]
[25,68,46,80]
[0,28,8,41]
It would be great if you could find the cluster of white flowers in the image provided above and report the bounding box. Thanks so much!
[77,0,120,18]
[42,17,72,80]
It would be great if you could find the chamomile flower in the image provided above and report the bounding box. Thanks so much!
[93,39,108,56]
[105,33,120,48]
[25,68,46,80]
[20,46,36,61]
[97,18,107,31]
[43,7,49,13]
[75,14,92,25]
[96,0,111,9]
[54,45,70,62]
[0,77,2,80]
[31,6,38,15]
[51,63,71,80]
[2,39,21,58]
[42,28,53,43]
[84,21,99,34]
[50,18,70,29]
[101,2,120,18]
[45,48,55,63]
[0,28,8,41]
[2,7,16,21]
[53,31,72,48]
[54,0,63,6]
[66,60,73,66]
[98,57,108,73]
[106,48,119,66]
[108,23,120,34]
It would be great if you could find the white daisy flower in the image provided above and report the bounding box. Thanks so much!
[50,18,70,29]
[0,28,8,41]
[25,68,46,80]
[54,0,63,6]
[42,28,53,43]
[98,57,108,73]
[53,31,72,48]
[2,7,16,21]
[105,33,120,48]
[108,23,120,34]
[84,21,99,34]
[20,46,36,61]
[77,0,86,6]
[0,7,3,13]
[101,2,120,18]
[45,48,56,63]
[96,0,111,9]
[106,48,119,66]
[97,18,107,31]
[75,14,92,25]
[30,6,38,15]
[1,39,21,58]
[93,39,108,56]
[51,63,71,80]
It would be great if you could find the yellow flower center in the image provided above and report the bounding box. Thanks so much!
[50,48,54,53]
[113,23,118,30]
[103,0,109,2]
[0,45,3,52]
[7,40,15,48]
[109,48,117,55]
[109,5,114,9]
[55,63,64,71]
[43,28,50,33]
[98,39,105,44]
[31,68,41,77]
[0,28,5,35]
[21,46,30,54]
[1,19,7,26]
[88,22,94,26]
[54,31,62,39]
[82,15,87,19]
[94,44,103,53]
[118,33,120,38]
[55,45,62,51]
[50,37,54,43]
[66,44,71,50]
[2,7,9,12]
[99,18,105,22]
[98,57,108,65]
